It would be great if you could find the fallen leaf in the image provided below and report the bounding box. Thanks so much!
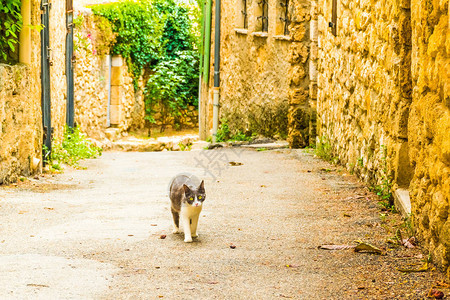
[229,161,243,166]
[151,224,158,226]
[160,235,167,239]
[44,207,54,210]
[318,244,356,251]
[128,234,134,237]
[343,213,351,217]
[230,244,236,249]
[398,261,428,273]
[428,288,444,299]
[354,241,385,255]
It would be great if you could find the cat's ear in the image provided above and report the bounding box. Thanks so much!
[198,180,205,193]
[182,184,191,194]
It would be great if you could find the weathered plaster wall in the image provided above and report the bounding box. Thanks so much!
[201,0,295,139]
[408,0,450,268]
[316,0,412,185]
[0,0,42,184]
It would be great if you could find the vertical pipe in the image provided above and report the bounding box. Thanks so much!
[202,0,212,84]
[212,0,220,143]
[107,54,112,127]
[198,0,206,137]
[19,0,31,64]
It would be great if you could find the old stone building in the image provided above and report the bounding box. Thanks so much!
[199,0,311,141]
[0,0,70,184]
[202,0,450,268]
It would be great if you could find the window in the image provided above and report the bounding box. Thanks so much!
[277,0,290,36]
[240,0,248,29]
[256,0,269,32]
[331,0,337,36]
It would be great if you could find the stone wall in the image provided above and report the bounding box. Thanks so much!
[73,9,145,139]
[287,0,313,147]
[200,0,298,139]
[316,0,413,186]
[49,0,69,141]
[408,0,450,268]
[0,64,42,184]
[315,0,450,268]
[73,10,109,139]
[0,0,42,184]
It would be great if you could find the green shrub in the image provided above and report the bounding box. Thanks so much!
[44,126,102,171]
[215,119,254,142]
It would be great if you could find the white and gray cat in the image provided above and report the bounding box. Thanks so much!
[169,173,206,243]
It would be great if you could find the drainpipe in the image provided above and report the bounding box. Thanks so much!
[198,0,206,137]
[212,0,220,143]
[107,54,112,127]
[202,0,212,83]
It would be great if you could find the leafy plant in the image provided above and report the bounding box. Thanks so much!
[371,145,395,211]
[144,50,199,133]
[215,118,254,142]
[92,0,164,85]
[44,126,102,171]
[315,136,336,162]
[0,0,23,63]
[92,0,200,131]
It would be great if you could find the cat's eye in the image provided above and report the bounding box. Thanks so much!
[198,196,202,200]
[189,197,194,201]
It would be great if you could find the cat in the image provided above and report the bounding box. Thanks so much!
[168,173,206,243]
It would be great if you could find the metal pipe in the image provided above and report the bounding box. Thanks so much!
[212,0,220,143]
[202,0,212,84]
[198,0,206,137]
[107,54,112,127]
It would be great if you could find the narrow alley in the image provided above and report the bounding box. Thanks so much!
[0,147,446,299]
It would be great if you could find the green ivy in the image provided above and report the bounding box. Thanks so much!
[144,50,199,131]
[92,0,200,132]
[92,0,164,85]
[0,0,23,63]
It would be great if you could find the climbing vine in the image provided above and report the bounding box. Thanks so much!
[92,0,200,133]
[91,0,164,83]
[0,0,23,63]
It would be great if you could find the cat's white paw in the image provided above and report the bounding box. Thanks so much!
[184,237,193,243]
[192,234,198,238]
[172,227,180,234]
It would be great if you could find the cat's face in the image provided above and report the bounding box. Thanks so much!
[182,180,206,207]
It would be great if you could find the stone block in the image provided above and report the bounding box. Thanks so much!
[110,104,122,125]
[110,86,123,105]
[289,88,309,106]
[111,66,123,85]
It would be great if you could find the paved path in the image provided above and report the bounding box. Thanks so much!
[0,148,445,299]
